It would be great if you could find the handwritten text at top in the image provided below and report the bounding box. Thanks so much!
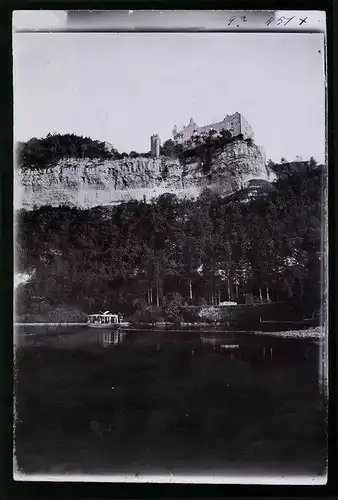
[227,15,308,27]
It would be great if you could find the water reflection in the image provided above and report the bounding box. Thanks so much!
[15,327,320,371]
[99,329,127,348]
[198,333,320,366]
[200,335,239,350]
[15,327,327,477]
[200,334,274,359]
[15,328,323,363]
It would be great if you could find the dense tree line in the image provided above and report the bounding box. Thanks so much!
[16,133,130,170]
[15,158,324,321]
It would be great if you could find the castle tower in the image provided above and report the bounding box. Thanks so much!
[150,134,161,158]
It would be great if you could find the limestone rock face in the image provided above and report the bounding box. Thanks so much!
[15,140,271,210]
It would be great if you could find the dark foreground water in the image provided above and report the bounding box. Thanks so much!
[14,327,327,479]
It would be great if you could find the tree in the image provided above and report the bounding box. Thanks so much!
[162,292,184,322]
[309,156,318,168]
[160,139,177,157]
[17,133,122,170]
[129,151,139,159]
[16,157,323,320]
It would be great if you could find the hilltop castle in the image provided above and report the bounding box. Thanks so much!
[172,112,254,144]
[149,112,260,159]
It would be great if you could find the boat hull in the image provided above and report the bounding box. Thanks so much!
[87,323,120,329]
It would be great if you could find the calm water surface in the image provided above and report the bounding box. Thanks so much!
[14,327,327,478]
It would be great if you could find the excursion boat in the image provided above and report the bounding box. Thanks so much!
[87,311,124,329]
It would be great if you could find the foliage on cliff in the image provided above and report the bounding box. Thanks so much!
[16,133,124,170]
[161,129,235,159]
[17,129,251,175]
[160,129,254,178]
[15,158,324,321]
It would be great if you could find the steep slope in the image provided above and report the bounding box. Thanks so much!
[15,140,270,210]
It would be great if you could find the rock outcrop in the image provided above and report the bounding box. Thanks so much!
[15,140,270,210]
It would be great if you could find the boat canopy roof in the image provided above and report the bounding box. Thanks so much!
[88,311,119,317]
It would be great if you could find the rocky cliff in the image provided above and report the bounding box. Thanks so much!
[15,140,270,210]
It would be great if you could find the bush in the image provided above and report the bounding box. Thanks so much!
[242,293,262,305]
[181,307,201,323]
[162,292,184,322]
[15,305,87,323]
[130,305,164,325]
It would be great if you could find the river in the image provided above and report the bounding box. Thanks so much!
[14,326,327,481]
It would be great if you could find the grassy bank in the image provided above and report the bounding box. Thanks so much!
[15,302,317,331]
[15,305,87,324]
[254,326,325,339]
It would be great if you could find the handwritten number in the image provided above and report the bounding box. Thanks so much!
[231,14,307,28]
[228,15,247,26]
[287,16,295,25]
[284,16,295,25]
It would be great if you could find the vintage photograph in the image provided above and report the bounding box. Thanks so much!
[13,16,328,483]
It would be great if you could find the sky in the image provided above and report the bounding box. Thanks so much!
[13,31,326,163]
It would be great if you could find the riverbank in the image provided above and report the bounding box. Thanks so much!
[14,322,86,327]
[14,322,325,340]
[253,326,325,340]
[124,326,325,339]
